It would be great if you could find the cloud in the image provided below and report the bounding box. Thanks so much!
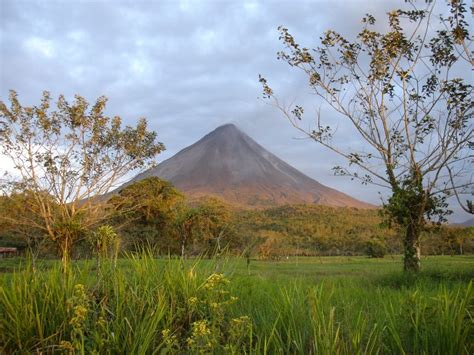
[23,36,56,57]
[0,0,470,221]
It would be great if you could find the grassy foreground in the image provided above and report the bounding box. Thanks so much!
[0,255,473,354]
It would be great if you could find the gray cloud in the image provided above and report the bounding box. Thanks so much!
[0,0,470,222]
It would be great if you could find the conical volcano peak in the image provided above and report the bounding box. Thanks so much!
[207,123,243,139]
[126,124,373,209]
[198,123,252,149]
[214,123,239,131]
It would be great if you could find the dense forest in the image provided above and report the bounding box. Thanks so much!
[235,205,473,257]
[1,177,472,259]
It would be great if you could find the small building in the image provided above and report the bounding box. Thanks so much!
[0,247,18,258]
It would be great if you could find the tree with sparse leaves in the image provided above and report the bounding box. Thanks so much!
[260,1,472,272]
[0,91,164,270]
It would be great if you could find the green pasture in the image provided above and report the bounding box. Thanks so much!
[1,255,473,354]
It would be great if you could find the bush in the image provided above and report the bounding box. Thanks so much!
[366,239,387,258]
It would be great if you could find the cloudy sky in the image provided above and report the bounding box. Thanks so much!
[0,0,471,222]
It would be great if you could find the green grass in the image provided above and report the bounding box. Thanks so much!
[1,254,473,354]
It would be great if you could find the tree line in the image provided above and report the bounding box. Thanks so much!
[1,177,472,260]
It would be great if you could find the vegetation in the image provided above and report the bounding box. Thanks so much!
[260,1,473,271]
[366,239,387,258]
[1,178,473,259]
[0,254,472,354]
[0,91,164,270]
[0,190,47,257]
[241,205,473,258]
[110,177,185,253]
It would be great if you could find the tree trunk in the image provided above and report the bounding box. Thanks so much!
[181,237,186,259]
[403,221,421,272]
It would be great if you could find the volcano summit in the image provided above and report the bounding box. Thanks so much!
[127,124,373,208]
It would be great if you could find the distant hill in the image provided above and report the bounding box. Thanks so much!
[458,217,474,227]
[123,124,374,209]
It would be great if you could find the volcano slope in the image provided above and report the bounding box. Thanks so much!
[125,124,373,209]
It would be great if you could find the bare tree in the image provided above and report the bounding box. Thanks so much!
[0,91,164,269]
[260,1,472,272]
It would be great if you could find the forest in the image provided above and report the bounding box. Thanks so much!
[1,177,472,260]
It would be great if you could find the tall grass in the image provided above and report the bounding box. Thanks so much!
[0,254,472,354]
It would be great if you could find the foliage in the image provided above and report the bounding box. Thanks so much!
[236,205,400,257]
[0,91,164,269]
[173,198,235,257]
[0,191,47,252]
[109,179,236,257]
[1,192,472,258]
[423,225,474,256]
[366,238,387,258]
[189,198,235,255]
[109,177,184,252]
[87,225,120,268]
[238,205,473,258]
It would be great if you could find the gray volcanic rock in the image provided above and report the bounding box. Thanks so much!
[126,124,373,208]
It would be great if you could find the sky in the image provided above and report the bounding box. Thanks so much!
[0,0,472,222]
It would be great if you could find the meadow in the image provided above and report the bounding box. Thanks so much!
[0,254,473,354]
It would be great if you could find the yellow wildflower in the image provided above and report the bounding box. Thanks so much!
[96,316,106,328]
[188,296,199,306]
[59,340,74,351]
[204,273,229,289]
[192,320,211,336]
[162,328,177,347]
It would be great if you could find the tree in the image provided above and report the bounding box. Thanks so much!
[109,177,185,252]
[0,91,164,269]
[192,198,234,256]
[175,207,201,258]
[175,198,234,258]
[260,1,472,271]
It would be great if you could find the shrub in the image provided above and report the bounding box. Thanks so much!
[366,239,387,258]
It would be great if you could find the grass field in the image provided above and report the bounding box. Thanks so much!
[1,254,473,354]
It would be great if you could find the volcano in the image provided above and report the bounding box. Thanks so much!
[126,124,373,208]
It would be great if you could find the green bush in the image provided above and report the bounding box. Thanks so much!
[366,239,387,258]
